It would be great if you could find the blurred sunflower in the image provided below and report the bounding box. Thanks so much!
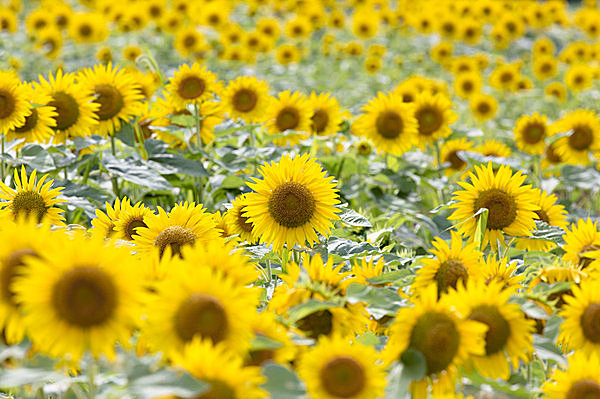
[480,255,524,290]
[347,256,387,286]
[173,26,206,57]
[244,154,340,250]
[352,8,378,39]
[552,110,600,165]
[166,63,222,108]
[225,194,256,244]
[275,43,301,65]
[68,12,107,43]
[490,63,520,91]
[469,93,498,122]
[264,90,312,146]
[475,140,511,158]
[514,113,550,155]
[438,138,473,176]
[308,92,344,136]
[559,279,600,353]
[562,218,600,269]
[532,55,558,81]
[453,72,482,100]
[13,232,144,360]
[542,351,600,398]
[113,199,153,242]
[565,64,593,92]
[448,162,540,250]
[413,92,456,150]
[541,140,564,170]
[5,84,56,148]
[298,334,386,399]
[212,211,234,239]
[245,312,295,367]
[223,76,271,124]
[0,70,32,135]
[545,82,568,102]
[91,197,129,238]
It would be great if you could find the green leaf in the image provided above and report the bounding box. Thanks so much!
[170,114,196,128]
[327,237,379,260]
[533,335,566,365]
[251,335,284,351]
[338,206,372,227]
[345,283,406,318]
[529,221,566,246]
[357,332,381,346]
[473,208,488,251]
[261,364,305,399]
[400,349,426,381]
[286,299,338,324]
[543,315,563,343]
[128,369,208,399]
[366,269,412,285]
[103,155,172,191]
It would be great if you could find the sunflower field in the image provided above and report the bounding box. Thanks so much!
[3,0,600,398]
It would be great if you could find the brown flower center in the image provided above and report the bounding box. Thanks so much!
[566,379,600,399]
[79,24,92,38]
[51,266,117,327]
[275,106,300,131]
[473,188,517,230]
[581,302,600,343]
[546,142,562,163]
[10,190,48,222]
[13,108,39,133]
[476,101,492,115]
[416,106,443,136]
[296,309,333,339]
[174,293,228,343]
[445,150,466,170]
[236,206,253,233]
[183,35,197,49]
[468,305,510,355]
[579,244,600,268]
[311,109,329,133]
[569,125,594,151]
[410,311,460,375]
[535,209,550,223]
[1,248,37,307]
[49,91,80,131]
[434,258,468,295]
[523,123,546,144]
[499,71,514,84]
[232,88,258,113]
[462,80,474,93]
[0,89,16,119]
[376,110,403,139]
[94,84,124,121]
[320,356,366,398]
[268,181,316,229]
[177,76,206,100]
[124,217,147,240]
[155,226,196,258]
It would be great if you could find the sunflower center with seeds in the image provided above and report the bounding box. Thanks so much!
[376,110,403,139]
[49,91,80,131]
[410,311,460,375]
[477,101,491,115]
[462,80,474,93]
[94,84,125,121]
[540,63,552,73]
[155,226,196,258]
[124,217,147,240]
[232,89,258,112]
[0,89,16,119]
[79,24,92,37]
[296,309,333,339]
[268,181,316,228]
[51,266,117,327]
[446,150,466,170]
[11,190,48,222]
[276,106,300,131]
[0,248,37,306]
[14,108,39,133]
[311,109,329,133]
[566,379,600,399]
[434,258,468,295]
[320,356,366,398]
[468,305,511,355]
[523,123,545,144]
[183,35,197,49]
[581,302,600,343]
[237,206,253,233]
[474,188,517,230]
[174,293,228,343]
[178,76,206,100]
[569,126,594,151]
[416,106,443,136]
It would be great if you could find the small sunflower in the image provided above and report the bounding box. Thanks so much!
[13,231,145,360]
[352,92,418,156]
[113,199,154,242]
[91,197,128,238]
[565,64,593,92]
[552,110,600,166]
[264,90,312,146]
[453,72,482,100]
[562,218,600,269]
[490,63,521,91]
[481,255,524,290]
[384,284,487,396]
[559,279,600,353]
[470,93,498,122]
[545,82,568,102]
[413,92,456,150]
[475,140,512,158]
[5,83,56,148]
[0,70,32,135]
[448,162,540,250]
[275,43,301,65]
[133,202,222,259]
[438,138,474,176]
[308,92,344,136]
[413,231,483,297]
[173,26,206,57]
[532,55,558,81]
[244,154,340,250]
[223,76,271,124]
[514,113,550,155]
[225,194,256,244]
[348,256,387,287]
[166,63,222,108]
[298,334,386,399]
[447,279,535,380]
[79,63,144,137]
[212,210,234,239]
[543,351,600,398]
[0,166,67,225]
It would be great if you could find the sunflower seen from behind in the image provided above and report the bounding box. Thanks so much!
[448,162,539,250]
[223,76,271,124]
[0,70,32,135]
[244,153,340,251]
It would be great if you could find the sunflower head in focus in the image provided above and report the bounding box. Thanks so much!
[225,194,257,244]
[481,255,524,290]
[264,90,312,146]
[413,92,456,150]
[5,83,56,148]
[223,76,271,124]
[244,154,340,250]
[166,63,222,107]
[113,199,153,242]
[448,162,540,250]
[559,279,600,353]
[308,91,344,136]
[542,351,600,399]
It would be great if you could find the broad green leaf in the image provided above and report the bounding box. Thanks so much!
[286,299,338,323]
[170,114,196,128]
[103,155,172,191]
[366,269,412,285]
[473,208,488,251]
[251,335,284,351]
[533,335,566,365]
[261,364,305,399]
[345,283,406,318]
[338,206,372,227]
[128,369,208,399]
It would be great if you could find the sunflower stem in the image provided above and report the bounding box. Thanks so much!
[109,135,121,197]
[87,359,97,399]
[194,102,203,152]
[1,134,5,181]
[281,247,288,274]
[265,259,272,283]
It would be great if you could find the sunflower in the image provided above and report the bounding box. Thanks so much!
[122,44,143,63]
[112,199,154,242]
[225,194,256,244]
[543,351,600,398]
[562,218,600,269]
[166,63,222,108]
[430,41,453,64]
[172,338,266,399]
[36,26,63,59]
[490,63,520,91]
[34,70,99,141]
[79,63,144,137]
[383,284,487,396]
[223,76,271,124]
[352,92,418,156]
[559,279,600,353]
[308,92,344,136]
[0,70,32,135]
[514,113,550,155]
[475,140,512,158]
[0,218,56,345]
[298,334,386,399]
[264,90,312,146]
[446,279,534,380]
[133,202,222,259]
[533,55,558,81]
[347,256,387,287]
[438,138,474,176]
[552,110,600,166]
[356,139,373,156]
[5,83,56,148]
[412,92,456,150]
[13,231,144,360]
[142,256,258,358]
[413,231,483,297]
[91,197,129,238]
[448,162,540,250]
[515,189,568,252]
[212,210,234,239]
[565,64,593,92]
[481,255,524,290]
[173,26,206,57]
[243,154,340,251]
[542,140,565,171]
[245,311,295,367]
[453,72,482,100]
[469,93,498,122]
[275,43,301,65]
[0,166,67,225]
[285,15,311,39]
[545,82,568,102]
[529,262,587,311]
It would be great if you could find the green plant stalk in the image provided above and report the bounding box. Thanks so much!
[132,121,149,160]
[265,259,272,283]
[87,359,97,399]
[1,134,5,181]
[109,135,121,197]
[194,102,203,152]
[281,247,288,274]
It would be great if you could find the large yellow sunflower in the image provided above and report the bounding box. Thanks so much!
[413,92,457,150]
[384,284,487,396]
[224,194,257,244]
[34,70,99,142]
[552,109,600,166]
[559,279,600,353]
[0,70,32,135]
[514,113,551,155]
[166,63,222,108]
[243,153,341,250]
[79,63,144,137]
[13,231,145,360]
[172,337,266,399]
[352,92,418,156]
[446,279,534,380]
[413,231,483,297]
[5,83,56,148]
[448,162,540,250]
[223,76,271,124]
[543,351,600,398]
[308,91,345,136]
[91,197,129,238]
[298,334,386,399]
[133,202,222,258]
[142,255,258,358]
[562,218,600,269]
[0,166,67,225]
[264,90,313,146]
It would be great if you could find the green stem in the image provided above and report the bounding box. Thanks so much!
[87,359,97,399]
[1,134,5,181]
[109,135,121,197]
[281,247,288,274]
[194,102,203,153]
[63,166,68,181]
[265,259,272,283]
